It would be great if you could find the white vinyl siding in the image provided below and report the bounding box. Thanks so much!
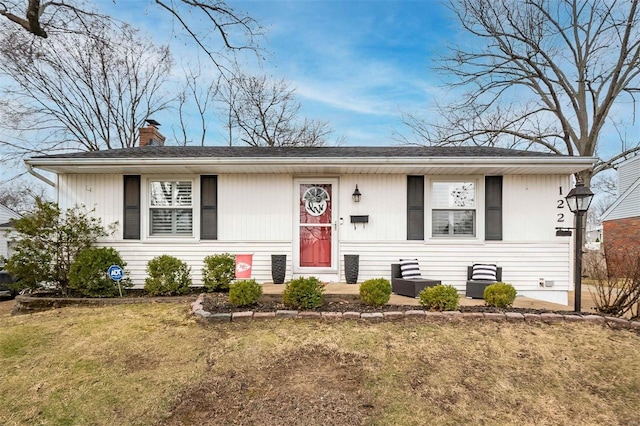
[0,205,20,260]
[56,172,575,304]
[57,174,123,242]
[217,174,293,241]
[502,175,572,241]
[604,179,640,221]
[604,156,640,221]
[338,240,572,304]
[618,156,640,194]
[338,175,407,241]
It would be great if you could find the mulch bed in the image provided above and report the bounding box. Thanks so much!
[200,292,582,316]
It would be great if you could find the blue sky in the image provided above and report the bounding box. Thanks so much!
[241,0,455,145]
[104,0,458,146]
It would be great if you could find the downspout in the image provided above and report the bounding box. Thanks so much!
[26,163,55,187]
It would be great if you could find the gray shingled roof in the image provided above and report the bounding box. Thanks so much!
[32,145,562,159]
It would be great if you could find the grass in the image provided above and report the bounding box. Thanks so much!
[1,302,640,425]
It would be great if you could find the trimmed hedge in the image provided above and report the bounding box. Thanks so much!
[419,284,459,311]
[359,278,392,307]
[282,276,325,310]
[144,255,192,296]
[229,279,263,307]
[484,282,517,308]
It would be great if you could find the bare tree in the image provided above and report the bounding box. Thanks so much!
[218,71,333,147]
[173,64,222,146]
[0,1,263,68]
[587,172,618,225]
[0,179,50,214]
[0,18,173,156]
[591,172,618,199]
[0,0,105,38]
[402,0,640,186]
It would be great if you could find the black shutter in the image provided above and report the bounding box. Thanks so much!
[123,175,141,240]
[485,176,503,241]
[201,175,218,240]
[407,175,424,240]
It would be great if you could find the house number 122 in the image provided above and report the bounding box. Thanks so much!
[557,199,565,223]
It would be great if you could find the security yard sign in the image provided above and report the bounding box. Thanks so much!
[108,265,124,297]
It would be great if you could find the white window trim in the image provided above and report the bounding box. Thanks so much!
[426,176,484,242]
[141,176,200,241]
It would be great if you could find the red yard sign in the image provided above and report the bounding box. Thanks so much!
[235,254,253,279]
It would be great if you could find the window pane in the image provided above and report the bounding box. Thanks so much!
[150,181,192,207]
[432,210,475,236]
[432,211,451,235]
[175,209,193,234]
[149,180,193,236]
[176,182,192,206]
[151,209,174,234]
[453,210,475,235]
[150,182,173,206]
[150,209,193,235]
[432,182,475,209]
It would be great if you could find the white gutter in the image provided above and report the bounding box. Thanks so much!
[26,162,55,187]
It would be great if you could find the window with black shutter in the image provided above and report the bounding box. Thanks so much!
[200,175,218,240]
[123,175,141,240]
[485,176,503,241]
[407,175,424,240]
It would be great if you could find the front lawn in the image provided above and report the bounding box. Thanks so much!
[1,302,639,425]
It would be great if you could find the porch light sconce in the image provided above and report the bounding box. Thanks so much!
[565,182,594,313]
[352,185,362,203]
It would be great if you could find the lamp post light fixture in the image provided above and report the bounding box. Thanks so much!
[564,182,594,313]
[352,185,362,203]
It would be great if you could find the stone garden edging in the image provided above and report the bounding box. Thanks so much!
[190,294,640,331]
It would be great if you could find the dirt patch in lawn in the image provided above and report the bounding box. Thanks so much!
[163,344,376,425]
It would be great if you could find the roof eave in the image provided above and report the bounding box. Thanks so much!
[25,155,596,172]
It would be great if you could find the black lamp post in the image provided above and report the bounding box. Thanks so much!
[565,182,594,312]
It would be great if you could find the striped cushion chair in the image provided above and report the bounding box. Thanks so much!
[390,259,441,298]
[465,263,503,299]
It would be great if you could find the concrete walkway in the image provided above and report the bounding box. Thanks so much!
[261,283,600,313]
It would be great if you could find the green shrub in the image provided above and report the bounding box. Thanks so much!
[5,200,114,294]
[202,253,235,292]
[484,282,517,308]
[419,284,459,311]
[229,279,263,307]
[359,278,392,307]
[69,247,132,297]
[282,276,325,310]
[144,255,192,296]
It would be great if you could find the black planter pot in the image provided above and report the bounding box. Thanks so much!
[271,254,287,284]
[344,254,359,284]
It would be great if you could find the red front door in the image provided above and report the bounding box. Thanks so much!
[299,183,333,267]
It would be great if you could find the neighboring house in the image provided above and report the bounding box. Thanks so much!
[585,224,603,251]
[25,134,594,304]
[586,224,603,243]
[601,155,640,272]
[0,203,21,264]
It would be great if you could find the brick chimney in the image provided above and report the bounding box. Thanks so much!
[139,119,166,147]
